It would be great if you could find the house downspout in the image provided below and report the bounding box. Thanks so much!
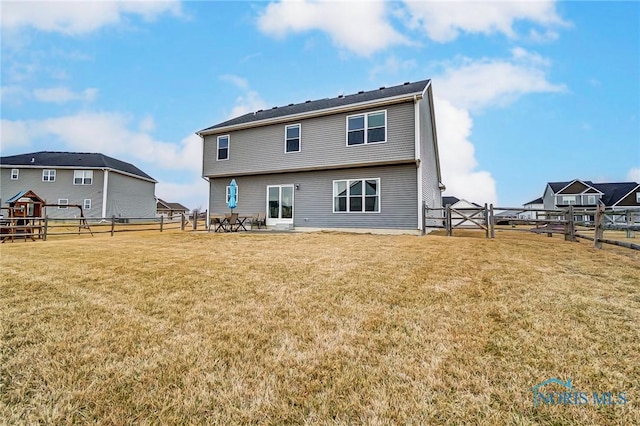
[101,169,109,218]
[414,94,423,231]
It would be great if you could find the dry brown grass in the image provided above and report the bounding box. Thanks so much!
[1,230,638,424]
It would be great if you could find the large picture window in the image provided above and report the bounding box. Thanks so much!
[333,178,380,213]
[285,124,301,153]
[347,110,386,145]
[73,170,93,185]
[217,135,229,160]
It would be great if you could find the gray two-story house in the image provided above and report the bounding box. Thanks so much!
[197,79,444,231]
[0,151,157,219]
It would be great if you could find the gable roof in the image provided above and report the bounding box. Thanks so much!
[546,179,639,206]
[198,79,431,135]
[5,189,45,205]
[157,199,189,211]
[524,197,543,205]
[0,151,156,182]
[442,196,460,206]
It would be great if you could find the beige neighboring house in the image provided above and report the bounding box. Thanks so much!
[156,199,189,218]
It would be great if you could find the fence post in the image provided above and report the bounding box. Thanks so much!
[594,203,604,249]
[627,210,636,238]
[446,205,452,236]
[483,203,489,239]
[111,215,115,237]
[192,210,198,231]
[489,204,495,239]
[565,206,575,241]
[181,213,185,231]
[160,215,164,232]
[43,215,48,241]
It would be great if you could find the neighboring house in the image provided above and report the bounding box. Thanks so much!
[156,199,189,218]
[0,151,157,219]
[520,197,544,219]
[442,196,484,227]
[197,79,444,231]
[542,179,640,222]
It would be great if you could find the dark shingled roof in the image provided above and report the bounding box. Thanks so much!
[157,199,189,211]
[0,151,156,182]
[524,197,543,205]
[442,196,460,206]
[199,79,431,133]
[548,179,638,205]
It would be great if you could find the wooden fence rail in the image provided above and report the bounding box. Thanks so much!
[1,214,186,242]
[423,203,640,250]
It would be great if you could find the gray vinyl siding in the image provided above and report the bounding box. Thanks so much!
[418,95,441,209]
[0,167,155,218]
[203,101,416,177]
[0,168,105,218]
[106,172,156,218]
[209,164,419,229]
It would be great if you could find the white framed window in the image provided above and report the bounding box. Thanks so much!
[587,195,596,205]
[11,169,19,180]
[636,192,640,203]
[83,199,91,210]
[346,110,386,146]
[333,178,380,213]
[217,135,229,161]
[225,186,238,204]
[560,195,576,205]
[74,170,93,185]
[285,124,301,153]
[58,199,68,209]
[42,169,56,182]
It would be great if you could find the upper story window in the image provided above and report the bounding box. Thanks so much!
[42,169,56,182]
[587,195,596,205]
[217,135,229,161]
[333,178,380,213]
[636,192,640,203]
[11,169,19,180]
[285,124,301,153]
[74,170,93,185]
[560,195,576,205]
[347,110,386,146]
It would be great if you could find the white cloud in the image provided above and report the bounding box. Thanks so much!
[33,87,98,103]
[435,97,497,204]
[369,55,417,80]
[156,178,209,212]
[434,48,566,112]
[257,0,410,56]
[220,74,249,90]
[627,167,640,183]
[1,85,31,106]
[1,0,182,35]
[403,0,568,43]
[0,119,33,150]
[1,113,201,171]
[219,75,269,119]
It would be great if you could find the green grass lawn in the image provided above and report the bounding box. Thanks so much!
[1,230,638,424]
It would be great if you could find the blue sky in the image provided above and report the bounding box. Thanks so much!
[2,0,639,210]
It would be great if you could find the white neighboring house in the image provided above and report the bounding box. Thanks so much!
[519,197,544,220]
[442,196,483,228]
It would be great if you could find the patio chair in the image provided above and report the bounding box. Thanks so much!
[210,215,225,232]
[253,213,266,229]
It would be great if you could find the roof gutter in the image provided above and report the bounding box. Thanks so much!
[197,92,425,136]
